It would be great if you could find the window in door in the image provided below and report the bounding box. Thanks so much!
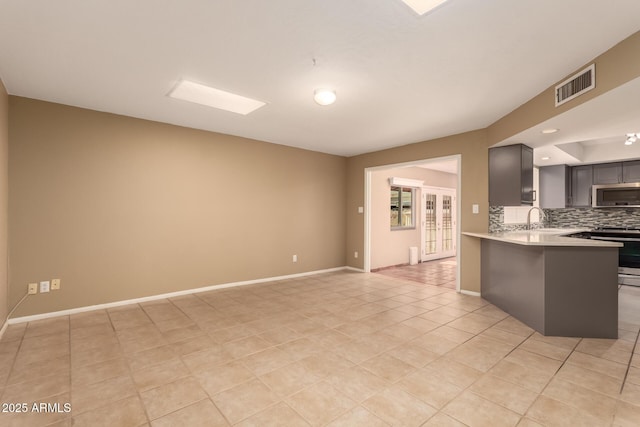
[424,193,436,253]
[442,194,453,251]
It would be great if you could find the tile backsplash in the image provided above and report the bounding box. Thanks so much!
[545,207,640,229]
[489,206,640,232]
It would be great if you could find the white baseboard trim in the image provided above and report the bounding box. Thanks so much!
[344,266,366,273]
[460,289,481,297]
[8,266,350,325]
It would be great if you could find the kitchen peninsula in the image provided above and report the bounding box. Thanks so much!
[463,230,622,338]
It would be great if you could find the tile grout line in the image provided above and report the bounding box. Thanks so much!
[397,302,534,425]
[0,324,30,403]
[512,336,583,425]
[142,297,234,426]
[106,304,154,426]
[459,310,590,424]
[480,328,538,418]
[619,327,640,394]
[134,302,228,425]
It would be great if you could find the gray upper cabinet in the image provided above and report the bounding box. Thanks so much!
[589,161,640,184]
[623,160,640,183]
[571,165,593,207]
[489,144,534,206]
[541,160,640,209]
[539,165,570,208]
[593,162,622,184]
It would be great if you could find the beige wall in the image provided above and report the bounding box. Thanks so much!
[347,130,489,293]
[8,97,347,317]
[371,166,456,269]
[0,80,8,323]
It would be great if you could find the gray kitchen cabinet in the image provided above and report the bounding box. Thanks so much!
[593,162,622,184]
[539,165,570,208]
[489,144,534,206]
[623,160,640,182]
[571,165,593,207]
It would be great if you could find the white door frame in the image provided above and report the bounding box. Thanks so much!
[421,186,457,262]
[364,154,462,292]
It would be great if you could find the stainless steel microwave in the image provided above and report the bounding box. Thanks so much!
[592,182,640,207]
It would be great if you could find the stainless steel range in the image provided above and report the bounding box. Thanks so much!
[589,227,640,286]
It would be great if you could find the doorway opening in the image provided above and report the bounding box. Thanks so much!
[364,155,461,292]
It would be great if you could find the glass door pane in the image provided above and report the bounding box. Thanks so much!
[424,193,437,255]
[442,195,452,251]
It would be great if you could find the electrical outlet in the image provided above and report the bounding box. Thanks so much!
[51,279,61,290]
[292,254,298,263]
[40,280,50,293]
[354,251,358,258]
[28,283,38,295]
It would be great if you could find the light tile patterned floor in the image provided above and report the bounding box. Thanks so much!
[375,258,457,290]
[0,270,639,426]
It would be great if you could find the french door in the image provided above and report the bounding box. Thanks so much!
[421,187,457,261]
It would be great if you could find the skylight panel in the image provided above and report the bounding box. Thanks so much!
[400,0,449,16]
[168,80,266,115]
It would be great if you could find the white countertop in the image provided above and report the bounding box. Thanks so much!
[463,229,623,247]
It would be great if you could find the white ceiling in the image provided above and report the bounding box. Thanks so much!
[1,0,639,157]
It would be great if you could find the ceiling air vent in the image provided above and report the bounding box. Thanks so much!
[555,64,595,107]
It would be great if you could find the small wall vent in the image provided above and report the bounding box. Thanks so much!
[555,64,595,107]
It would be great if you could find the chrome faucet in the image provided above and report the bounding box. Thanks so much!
[526,207,546,230]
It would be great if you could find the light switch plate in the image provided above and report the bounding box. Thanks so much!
[472,204,479,214]
[40,281,50,293]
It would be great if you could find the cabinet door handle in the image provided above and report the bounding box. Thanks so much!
[532,190,537,202]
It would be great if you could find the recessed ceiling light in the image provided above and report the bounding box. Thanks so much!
[314,89,337,106]
[541,156,551,160]
[541,128,559,134]
[168,80,266,115]
[400,0,449,16]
